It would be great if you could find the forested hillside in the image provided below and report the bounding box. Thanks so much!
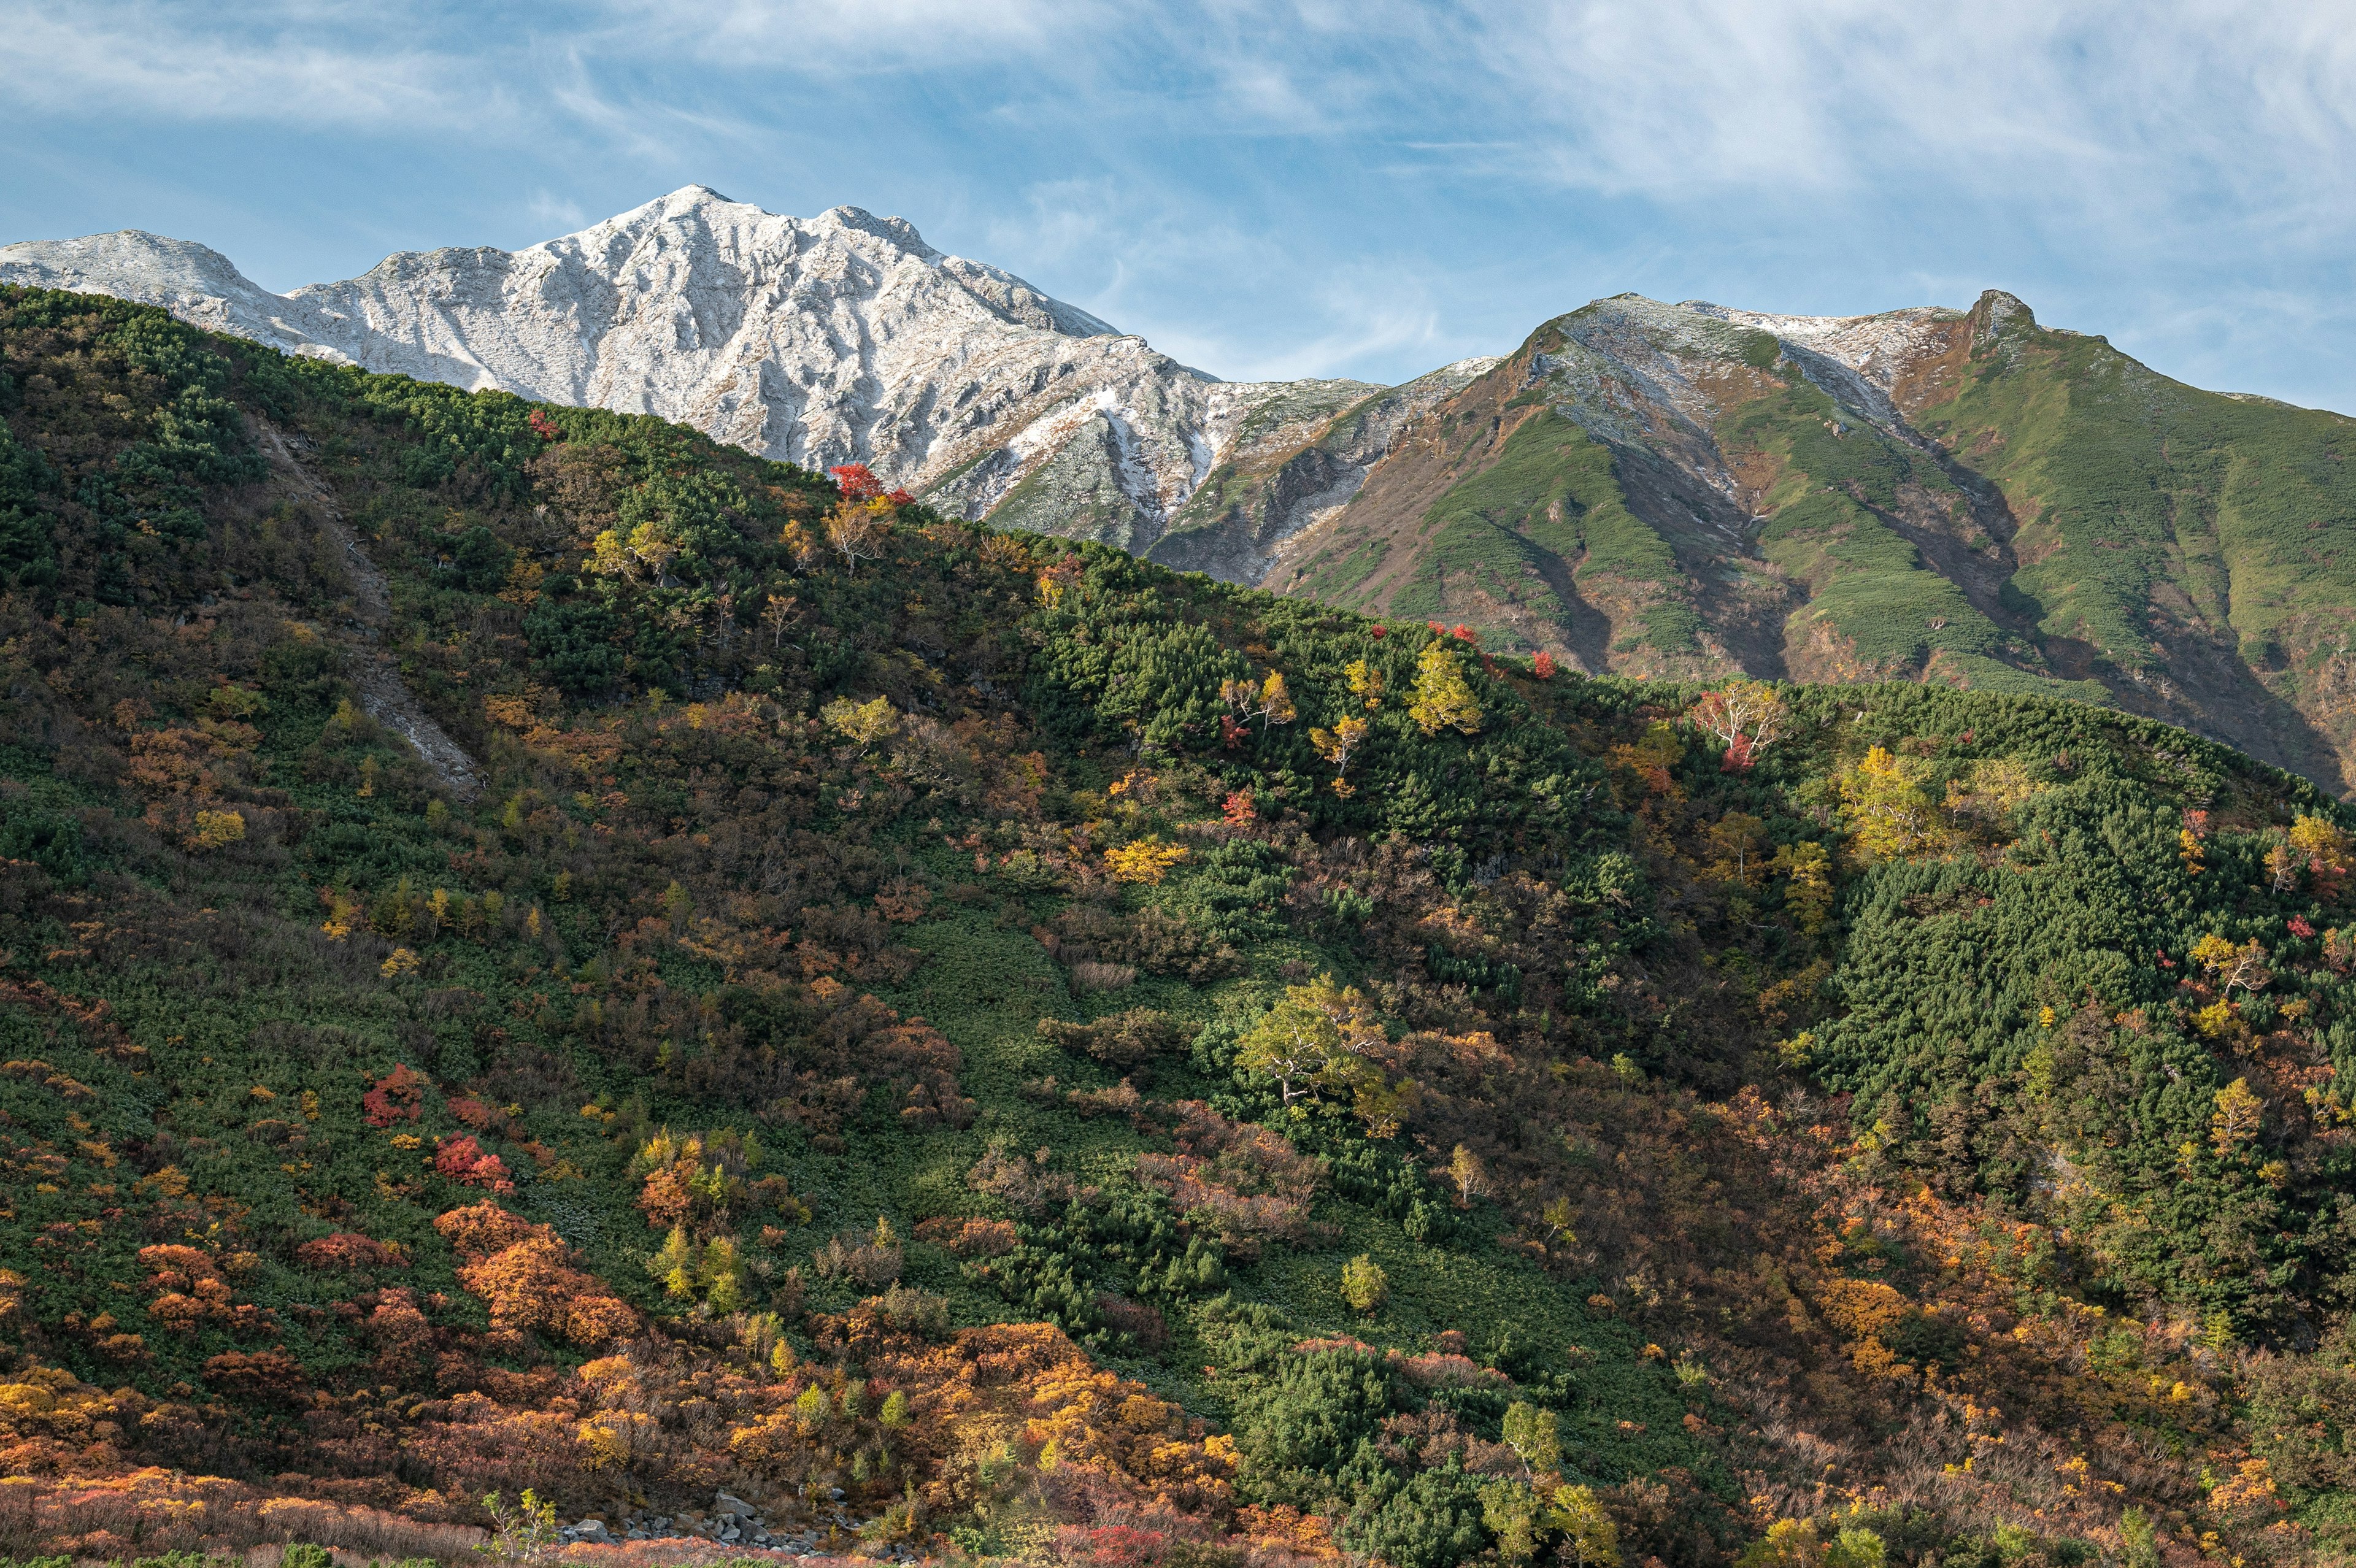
[4,286,2356,1568]
[1271,293,2356,797]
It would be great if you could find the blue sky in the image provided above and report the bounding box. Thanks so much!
[6,1,2355,411]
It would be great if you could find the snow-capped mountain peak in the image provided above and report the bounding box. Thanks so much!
[0,188,1482,570]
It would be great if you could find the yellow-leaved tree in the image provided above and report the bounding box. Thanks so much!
[1311,715,1371,796]
[2290,813,2350,891]
[1407,642,1482,736]
[1220,671,1298,731]
[825,496,893,570]
[1769,840,1834,931]
[2192,933,2271,996]
[1548,1485,1621,1568]
[1836,747,1949,861]
[1104,838,1190,885]
[2211,1077,2264,1156]
[820,695,898,754]
[1736,1518,1882,1568]
[1234,976,1406,1132]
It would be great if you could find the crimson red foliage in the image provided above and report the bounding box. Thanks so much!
[829,464,885,501]
[361,1064,428,1128]
[433,1136,514,1193]
[1061,1524,1170,1568]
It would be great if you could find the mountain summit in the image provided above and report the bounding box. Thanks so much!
[1283,290,2356,791]
[0,188,1482,570]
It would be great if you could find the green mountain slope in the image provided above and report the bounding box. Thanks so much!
[5,286,2356,1567]
[1270,293,2356,796]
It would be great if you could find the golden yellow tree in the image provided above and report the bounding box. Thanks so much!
[1769,841,1834,930]
[825,496,893,570]
[820,695,898,754]
[2192,933,2271,996]
[1547,1485,1621,1568]
[1235,975,1392,1114]
[1407,642,1482,736]
[2290,813,2350,891]
[1104,839,1190,885]
[1220,671,1298,732]
[2211,1077,2264,1156]
[1704,812,1767,885]
[1312,715,1371,796]
[1445,1143,1489,1208]
[1837,747,1948,861]
[1258,671,1298,729]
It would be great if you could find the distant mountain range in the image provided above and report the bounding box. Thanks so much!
[7,189,2352,791]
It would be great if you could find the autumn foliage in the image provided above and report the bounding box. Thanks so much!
[434,1202,638,1347]
[433,1134,515,1192]
[361,1062,429,1126]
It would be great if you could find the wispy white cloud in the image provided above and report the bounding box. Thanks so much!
[525,188,587,231]
[1174,271,1452,384]
[607,0,1108,72]
[967,175,1468,382]
[0,0,486,126]
[27,0,2347,229]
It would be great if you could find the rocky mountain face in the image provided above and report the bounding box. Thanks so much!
[1281,291,2356,793]
[0,187,1484,572]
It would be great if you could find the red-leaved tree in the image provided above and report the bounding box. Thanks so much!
[830,463,885,501]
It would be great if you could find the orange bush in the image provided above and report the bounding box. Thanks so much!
[293,1232,406,1270]
[914,1216,1019,1258]
[433,1203,637,1347]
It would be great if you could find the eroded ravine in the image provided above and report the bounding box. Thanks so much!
[255,420,484,799]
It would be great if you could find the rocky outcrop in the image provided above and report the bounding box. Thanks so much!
[1147,358,1499,583]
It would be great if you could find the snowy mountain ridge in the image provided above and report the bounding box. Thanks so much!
[0,186,1469,571]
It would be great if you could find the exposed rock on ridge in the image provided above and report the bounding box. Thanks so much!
[23,199,2341,791]
[1147,358,1500,584]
